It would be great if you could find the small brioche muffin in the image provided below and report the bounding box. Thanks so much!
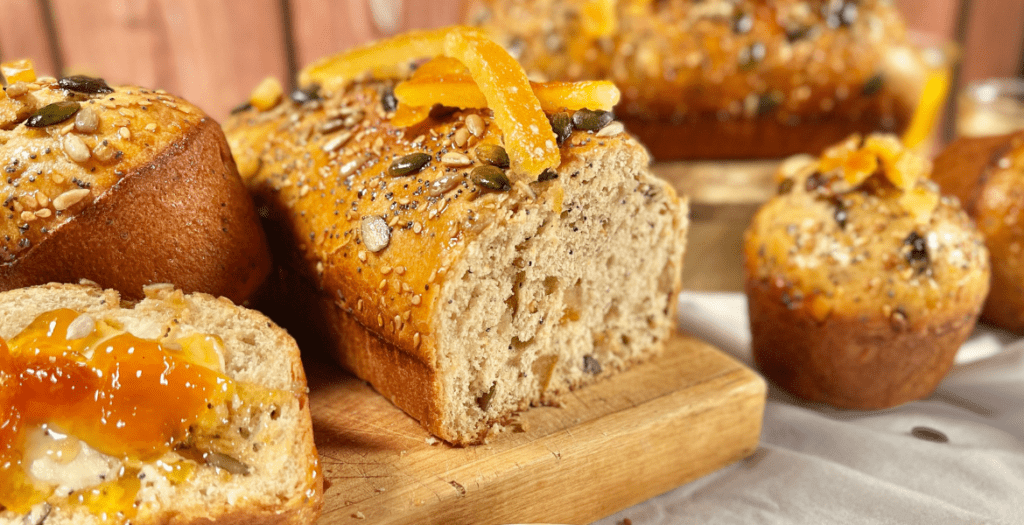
[932,130,1024,333]
[744,134,990,409]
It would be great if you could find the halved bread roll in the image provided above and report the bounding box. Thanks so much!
[1,67,270,303]
[225,29,689,445]
[0,282,322,524]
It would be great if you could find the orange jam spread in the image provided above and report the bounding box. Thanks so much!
[0,309,235,514]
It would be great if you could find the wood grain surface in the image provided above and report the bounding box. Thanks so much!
[305,331,766,524]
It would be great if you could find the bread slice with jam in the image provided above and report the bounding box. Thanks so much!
[0,282,322,524]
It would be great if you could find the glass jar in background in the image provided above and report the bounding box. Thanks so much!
[957,78,1024,137]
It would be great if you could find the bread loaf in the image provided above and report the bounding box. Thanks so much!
[0,282,323,524]
[0,68,271,303]
[465,0,934,159]
[744,134,989,408]
[932,130,1024,333]
[225,33,688,444]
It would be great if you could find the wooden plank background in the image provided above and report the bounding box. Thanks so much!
[1,0,1023,128]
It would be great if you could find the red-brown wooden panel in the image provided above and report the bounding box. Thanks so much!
[153,0,290,119]
[896,0,960,41]
[48,0,288,120]
[290,0,465,74]
[959,0,1024,84]
[0,0,58,77]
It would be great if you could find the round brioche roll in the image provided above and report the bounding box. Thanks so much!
[932,130,1024,333]
[0,282,323,525]
[0,75,271,303]
[744,135,989,409]
[465,0,931,160]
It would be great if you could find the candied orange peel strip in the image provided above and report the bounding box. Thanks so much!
[0,59,36,84]
[443,29,559,177]
[395,75,619,114]
[299,26,480,90]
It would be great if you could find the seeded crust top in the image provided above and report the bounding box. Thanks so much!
[466,0,923,125]
[744,148,990,323]
[0,79,205,261]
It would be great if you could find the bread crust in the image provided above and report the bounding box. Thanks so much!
[747,276,976,408]
[465,0,926,159]
[933,131,1024,332]
[226,79,687,444]
[0,81,271,303]
[0,282,323,525]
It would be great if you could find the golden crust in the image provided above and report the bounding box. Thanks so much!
[466,0,926,159]
[0,80,271,303]
[933,130,1024,332]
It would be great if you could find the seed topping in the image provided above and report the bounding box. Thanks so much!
[471,165,511,192]
[361,215,391,252]
[475,143,510,169]
[388,153,431,177]
[57,75,114,95]
[26,101,81,128]
[571,109,613,132]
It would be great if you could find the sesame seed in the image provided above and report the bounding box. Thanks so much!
[466,114,485,137]
[412,221,422,234]
[413,332,421,348]
[381,265,392,274]
[118,127,131,140]
[395,266,406,275]
[411,294,422,305]
[322,131,353,152]
[428,270,437,283]
[316,261,324,274]
[62,134,91,163]
[595,121,624,138]
[401,282,412,293]
[379,279,387,290]
[145,123,158,132]
[53,188,91,210]
[34,208,51,218]
[441,152,472,167]
[377,314,383,327]
[35,193,48,207]
[454,128,470,148]
[394,314,402,330]
[358,250,367,262]
[20,211,36,222]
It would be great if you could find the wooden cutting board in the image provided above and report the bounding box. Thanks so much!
[305,331,766,525]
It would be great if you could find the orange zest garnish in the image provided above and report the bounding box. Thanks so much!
[395,75,620,114]
[442,29,559,177]
[299,26,480,91]
[298,26,622,178]
[391,103,432,128]
[0,59,36,84]
[902,66,950,150]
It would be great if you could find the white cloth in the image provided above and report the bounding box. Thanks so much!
[594,292,1024,525]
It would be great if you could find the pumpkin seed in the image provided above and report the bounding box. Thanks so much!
[290,84,321,104]
[388,153,431,177]
[549,112,573,144]
[475,143,509,168]
[471,165,511,192]
[571,109,613,132]
[26,101,81,128]
[57,75,113,95]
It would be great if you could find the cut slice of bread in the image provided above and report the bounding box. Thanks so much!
[0,282,323,525]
